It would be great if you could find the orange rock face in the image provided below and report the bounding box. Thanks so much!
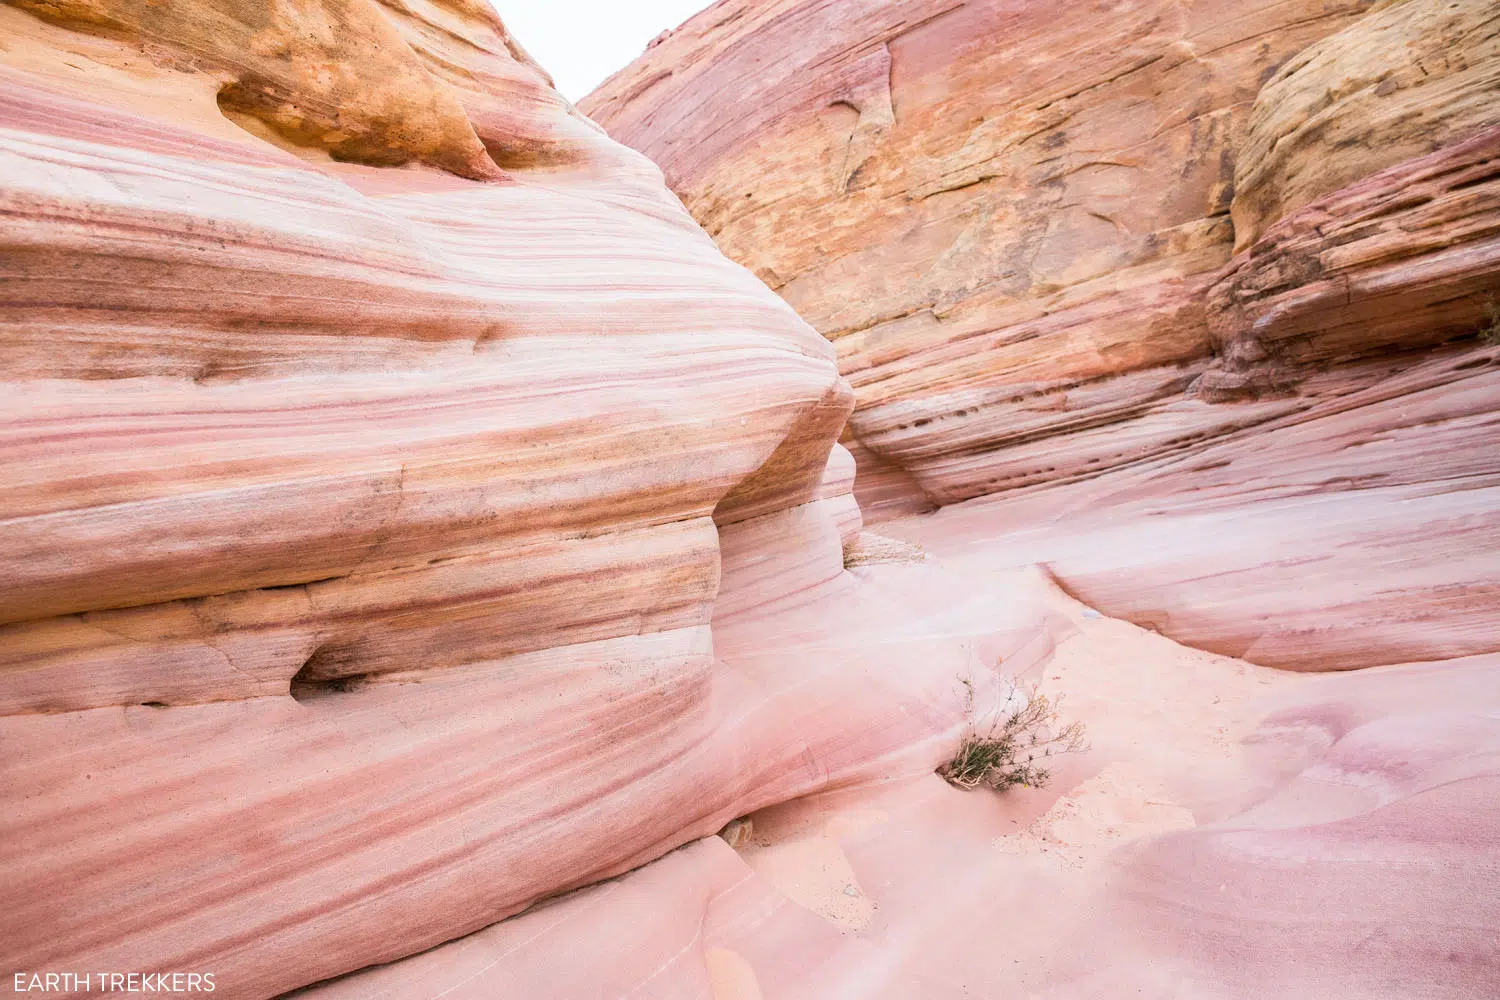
[584,0,1500,505]
[1205,126,1500,400]
[1231,0,1500,248]
[587,0,1500,671]
[583,0,1384,509]
[2,0,599,177]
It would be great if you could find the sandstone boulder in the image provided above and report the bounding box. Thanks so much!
[1232,0,1500,247]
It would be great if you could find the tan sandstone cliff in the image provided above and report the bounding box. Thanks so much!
[583,0,1386,510]
[585,0,1500,672]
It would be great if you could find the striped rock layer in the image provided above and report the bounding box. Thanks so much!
[585,0,1500,672]
[0,1,1041,995]
[3,1,1499,998]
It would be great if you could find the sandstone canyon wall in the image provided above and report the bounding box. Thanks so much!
[2,1,1498,998]
[585,0,1500,672]
[583,0,1384,509]
[0,1,1046,994]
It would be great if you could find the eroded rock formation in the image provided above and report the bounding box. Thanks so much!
[583,0,1387,510]
[1232,0,1500,248]
[292,579,1500,999]
[0,1,1038,994]
[586,0,1500,672]
[4,0,1499,997]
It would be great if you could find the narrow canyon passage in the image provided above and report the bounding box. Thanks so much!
[294,541,1500,999]
[3,0,1498,996]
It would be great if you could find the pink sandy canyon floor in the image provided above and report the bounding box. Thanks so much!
[293,548,1500,1000]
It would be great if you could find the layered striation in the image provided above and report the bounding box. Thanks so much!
[294,578,1500,1000]
[587,0,1500,671]
[0,2,1034,994]
[583,0,1383,510]
[1231,0,1500,247]
[4,0,1499,997]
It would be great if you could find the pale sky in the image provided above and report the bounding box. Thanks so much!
[498,2,714,102]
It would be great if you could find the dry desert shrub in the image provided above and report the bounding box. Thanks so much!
[1480,298,1500,346]
[940,680,1086,791]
